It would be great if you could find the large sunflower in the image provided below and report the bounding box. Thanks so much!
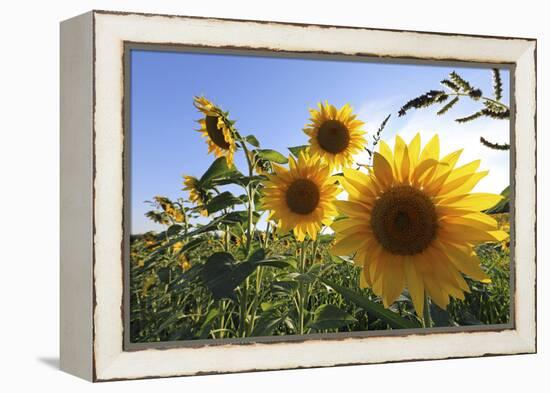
[193,96,237,165]
[331,133,507,317]
[304,101,367,170]
[262,152,340,241]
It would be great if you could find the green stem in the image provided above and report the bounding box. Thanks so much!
[298,240,308,334]
[238,140,255,256]
[423,294,432,328]
[237,138,255,337]
[452,92,509,110]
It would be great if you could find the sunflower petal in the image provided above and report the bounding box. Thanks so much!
[373,152,394,188]
[404,257,425,317]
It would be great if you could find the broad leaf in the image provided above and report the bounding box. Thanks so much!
[245,134,260,147]
[206,191,243,215]
[156,267,171,284]
[198,308,220,339]
[166,224,183,237]
[199,157,237,186]
[288,145,308,158]
[201,252,256,300]
[322,279,420,329]
[307,304,357,330]
[251,308,285,337]
[485,186,510,214]
[256,149,288,164]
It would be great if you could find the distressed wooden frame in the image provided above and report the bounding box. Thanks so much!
[60,10,537,382]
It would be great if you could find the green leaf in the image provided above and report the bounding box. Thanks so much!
[245,135,260,147]
[449,71,474,93]
[142,212,244,270]
[256,149,288,164]
[322,279,420,329]
[307,304,357,330]
[178,237,206,254]
[437,96,459,115]
[271,280,299,295]
[485,186,510,214]
[247,248,266,263]
[201,252,256,300]
[455,111,484,123]
[429,303,456,327]
[492,68,503,101]
[166,224,183,237]
[251,308,285,337]
[246,248,294,269]
[198,308,220,339]
[206,191,242,215]
[157,267,171,284]
[255,258,295,269]
[199,157,236,186]
[288,145,308,158]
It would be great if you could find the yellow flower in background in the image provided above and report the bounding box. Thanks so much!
[304,101,367,170]
[179,254,191,271]
[262,152,340,241]
[493,213,511,252]
[142,275,157,297]
[183,176,202,204]
[172,241,184,253]
[194,96,236,165]
[153,196,184,222]
[183,175,209,216]
[331,133,507,316]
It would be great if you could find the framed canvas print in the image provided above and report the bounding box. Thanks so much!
[60,10,537,382]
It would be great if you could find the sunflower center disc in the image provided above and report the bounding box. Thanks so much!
[205,115,230,149]
[370,185,438,255]
[286,179,320,215]
[317,120,350,154]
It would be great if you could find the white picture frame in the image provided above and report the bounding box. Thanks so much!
[60,10,537,381]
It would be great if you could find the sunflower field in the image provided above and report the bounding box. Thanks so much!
[129,94,511,343]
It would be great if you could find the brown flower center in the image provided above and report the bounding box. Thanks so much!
[205,115,230,149]
[286,179,320,215]
[317,120,350,154]
[370,185,438,255]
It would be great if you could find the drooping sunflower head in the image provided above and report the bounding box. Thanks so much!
[193,96,237,165]
[183,175,209,216]
[262,152,340,241]
[179,253,191,271]
[331,133,507,317]
[152,196,184,223]
[304,101,367,170]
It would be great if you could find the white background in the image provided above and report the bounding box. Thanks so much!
[0,0,546,391]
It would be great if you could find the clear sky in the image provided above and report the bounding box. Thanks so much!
[130,49,510,234]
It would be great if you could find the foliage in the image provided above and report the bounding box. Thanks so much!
[398,69,510,150]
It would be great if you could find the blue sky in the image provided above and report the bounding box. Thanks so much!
[130,49,510,234]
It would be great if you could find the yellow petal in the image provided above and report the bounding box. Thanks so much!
[408,133,421,168]
[439,242,491,282]
[333,200,368,218]
[382,258,405,308]
[373,152,394,188]
[439,171,488,197]
[404,257,425,317]
[419,134,440,162]
[331,232,366,255]
[378,140,393,164]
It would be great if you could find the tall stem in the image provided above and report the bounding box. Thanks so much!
[237,139,255,337]
[452,92,509,110]
[423,294,433,328]
[298,240,307,334]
